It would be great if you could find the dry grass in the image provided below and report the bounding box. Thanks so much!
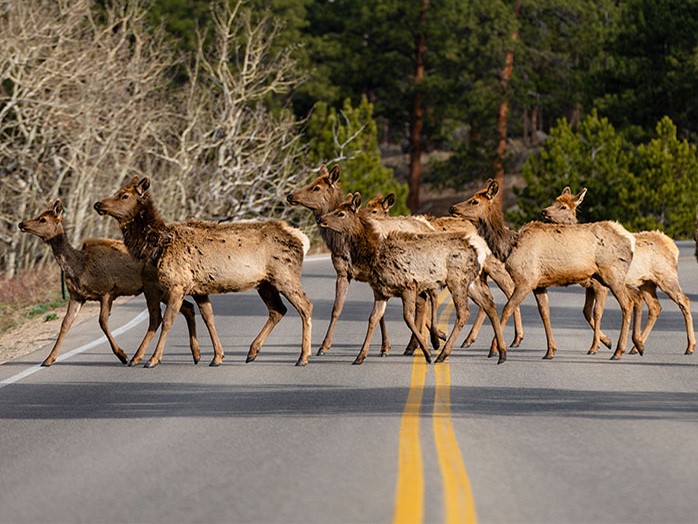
[0,267,67,333]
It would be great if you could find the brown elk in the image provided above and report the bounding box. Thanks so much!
[542,186,695,355]
[450,179,642,360]
[365,193,525,351]
[18,199,201,366]
[286,165,393,356]
[94,176,313,367]
[318,193,507,365]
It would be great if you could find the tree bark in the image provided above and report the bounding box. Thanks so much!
[407,0,429,213]
[493,0,522,208]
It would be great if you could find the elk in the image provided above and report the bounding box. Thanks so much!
[286,165,403,356]
[542,187,695,355]
[450,179,642,360]
[318,193,507,365]
[94,176,313,367]
[18,199,201,367]
[365,193,525,351]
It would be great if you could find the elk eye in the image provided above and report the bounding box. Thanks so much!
[471,200,478,205]
[337,211,345,218]
[39,217,46,223]
[120,193,129,200]
[313,186,321,192]
[560,205,567,210]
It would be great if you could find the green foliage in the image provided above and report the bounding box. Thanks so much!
[515,113,698,239]
[629,117,698,237]
[305,97,409,214]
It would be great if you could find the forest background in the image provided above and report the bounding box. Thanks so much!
[2,0,698,330]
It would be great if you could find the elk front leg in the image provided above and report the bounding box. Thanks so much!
[468,278,506,364]
[655,279,695,355]
[584,284,612,353]
[42,298,84,366]
[532,287,557,359]
[609,283,635,361]
[318,273,350,356]
[98,294,128,365]
[129,283,163,366]
[279,285,314,367]
[400,289,432,364]
[435,284,470,363]
[354,295,388,365]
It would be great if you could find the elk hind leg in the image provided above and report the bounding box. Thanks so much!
[145,288,185,368]
[98,294,128,365]
[246,282,287,364]
[192,295,225,366]
[179,299,201,364]
[278,282,313,367]
[533,287,557,359]
[468,278,506,364]
[400,289,432,364]
[354,295,388,365]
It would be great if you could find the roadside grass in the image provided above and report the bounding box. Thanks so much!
[0,267,66,334]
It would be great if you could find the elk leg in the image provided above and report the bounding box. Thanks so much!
[193,295,225,366]
[532,287,557,359]
[42,298,84,366]
[607,281,634,360]
[400,289,432,364]
[461,307,487,348]
[584,285,612,353]
[179,299,201,364]
[469,278,506,364]
[245,282,287,364]
[129,284,162,367]
[404,294,425,356]
[318,273,350,356]
[145,288,185,368]
[656,278,695,355]
[354,295,388,365]
[98,294,128,365]
[278,284,313,367]
[428,290,448,350]
[484,264,524,347]
[498,286,530,359]
[435,284,470,363]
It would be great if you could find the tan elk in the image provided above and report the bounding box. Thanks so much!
[286,165,399,356]
[542,187,695,355]
[18,199,201,366]
[94,176,313,367]
[319,193,507,365]
[365,193,525,352]
[450,179,642,360]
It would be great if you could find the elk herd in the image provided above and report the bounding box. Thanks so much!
[17,165,695,369]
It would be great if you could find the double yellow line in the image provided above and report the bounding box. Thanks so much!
[393,290,477,524]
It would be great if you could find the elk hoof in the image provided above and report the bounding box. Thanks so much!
[403,348,416,356]
[511,336,523,348]
[685,347,695,355]
[128,359,141,367]
[379,352,389,357]
[542,354,554,360]
[497,353,506,364]
[610,353,622,360]
[587,349,598,355]
[434,353,447,363]
[144,361,158,368]
[295,359,308,367]
[317,348,327,356]
[192,356,201,365]
[487,349,498,358]
[460,338,473,348]
[245,354,257,363]
[117,355,128,365]
[437,329,447,341]
[602,337,613,349]
[352,355,366,365]
[41,360,53,367]
[209,360,222,367]
[424,354,432,364]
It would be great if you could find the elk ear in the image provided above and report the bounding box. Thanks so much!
[52,199,64,219]
[329,164,341,184]
[485,180,499,200]
[561,186,572,195]
[135,177,150,196]
[383,193,396,211]
[575,187,587,205]
[351,192,362,211]
[319,164,329,176]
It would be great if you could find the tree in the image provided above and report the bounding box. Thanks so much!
[514,110,634,226]
[305,97,409,215]
[629,116,698,237]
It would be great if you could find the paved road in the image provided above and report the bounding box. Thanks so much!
[1,244,697,524]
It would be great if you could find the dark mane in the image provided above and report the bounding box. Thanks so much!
[120,192,171,265]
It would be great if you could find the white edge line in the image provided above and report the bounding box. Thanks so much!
[0,308,149,391]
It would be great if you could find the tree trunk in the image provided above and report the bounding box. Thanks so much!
[407,0,429,213]
[493,0,522,208]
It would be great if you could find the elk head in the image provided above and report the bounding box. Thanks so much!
[286,164,343,214]
[317,192,362,235]
[541,187,586,225]
[360,193,395,219]
[94,176,150,223]
[18,199,65,241]
[449,178,499,223]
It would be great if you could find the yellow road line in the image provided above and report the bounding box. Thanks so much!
[393,289,476,524]
[393,352,427,524]
[435,290,478,524]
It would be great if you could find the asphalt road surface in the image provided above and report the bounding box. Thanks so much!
[1,243,697,524]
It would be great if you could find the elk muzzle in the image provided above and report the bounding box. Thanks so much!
[93,201,106,215]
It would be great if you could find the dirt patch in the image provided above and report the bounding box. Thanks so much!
[0,301,102,365]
